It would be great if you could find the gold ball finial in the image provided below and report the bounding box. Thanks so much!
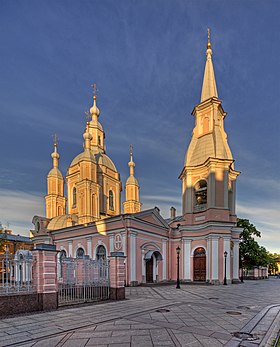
[207,28,211,49]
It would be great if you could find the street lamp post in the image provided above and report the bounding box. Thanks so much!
[176,246,181,289]
[240,256,244,283]
[223,251,228,285]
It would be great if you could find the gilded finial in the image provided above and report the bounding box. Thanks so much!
[130,144,133,160]
[207,28,211,49]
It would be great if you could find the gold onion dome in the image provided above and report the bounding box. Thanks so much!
[90,95,100,117]
[48,143,63,178]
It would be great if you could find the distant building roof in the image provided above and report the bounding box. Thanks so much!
[0,232,32,243]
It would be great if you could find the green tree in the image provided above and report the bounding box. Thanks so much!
[238,218,270,268]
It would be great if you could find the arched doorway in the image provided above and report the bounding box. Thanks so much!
[144,250,163,283]
[193,247,206,281]
[146,257,153,283]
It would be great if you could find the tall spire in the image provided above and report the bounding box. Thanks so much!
[123,144,141,214]
[128,144,135,176]
[51,134,60,168]
[200,28,218,102]
[46,134,66,219]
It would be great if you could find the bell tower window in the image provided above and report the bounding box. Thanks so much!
[194,180,207,211]
[73,187,77,208]
[109,190,114,210]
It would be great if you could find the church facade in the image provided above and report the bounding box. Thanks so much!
[32,35,241,285]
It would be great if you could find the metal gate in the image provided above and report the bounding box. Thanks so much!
[58,257,109,306]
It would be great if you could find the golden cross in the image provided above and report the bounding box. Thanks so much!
[91,83,98,97]
[130,144,133,157]
[52,134,58,146]
[207,28,211,42]
[85,110,91,123]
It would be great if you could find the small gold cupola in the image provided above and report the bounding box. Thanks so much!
[45,135,66,219]
[88,83,105,152]
[123,145,141,214]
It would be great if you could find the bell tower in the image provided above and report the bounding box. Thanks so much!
[45,136,66,219]
[180,30,240,224]
[123,145,141,214]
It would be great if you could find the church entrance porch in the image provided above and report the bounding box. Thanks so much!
[193,247,206,282]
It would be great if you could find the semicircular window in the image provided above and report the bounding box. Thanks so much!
[96,245,106,261]
[194,247,206,257]
[76,247,85,258]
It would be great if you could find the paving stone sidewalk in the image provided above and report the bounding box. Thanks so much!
[0,278,279,347]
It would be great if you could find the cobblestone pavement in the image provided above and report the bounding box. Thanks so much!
[0,278,279,347]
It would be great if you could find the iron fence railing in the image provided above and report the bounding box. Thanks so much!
[58,257,110,306]
[0,250,35,295]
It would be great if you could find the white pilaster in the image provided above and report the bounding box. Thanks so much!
[130,232,137,283]
[183,239,191,280]
[141,249,145,282]
[152,254,157,282]
[211,237,219,281]
[233,240,240,281]
[86,237,92,258]
[68,241,73,257]
[223,237,231,282]
[206,238,211,281]
[109,235,114,253]
[122,233,126,256]
[162,239,167,280]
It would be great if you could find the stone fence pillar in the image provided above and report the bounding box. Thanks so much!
[253,266,259,279]
[109,252,126,300]
[32,244,58,310]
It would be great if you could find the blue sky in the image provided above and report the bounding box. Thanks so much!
[0,0,279,253]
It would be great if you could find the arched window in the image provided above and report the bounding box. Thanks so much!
[109,190,114,210]
[36,222,40,232]
[76,247,85,258]
[194,180,207,206]
[60,250,67,260]
[96,245,106,261]
[73,187,77,208]
[92,194,95,216]
[58,250,67,278]
[58,206,62,216]
[194,247,206,257]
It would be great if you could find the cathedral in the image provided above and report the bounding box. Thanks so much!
[32,33,241,285]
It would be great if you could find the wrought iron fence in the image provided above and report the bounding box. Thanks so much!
[0,249,35,295]
[58,257,110,306]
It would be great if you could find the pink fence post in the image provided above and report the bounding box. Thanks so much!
[109,252,126,300]
[32,244,58,310]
